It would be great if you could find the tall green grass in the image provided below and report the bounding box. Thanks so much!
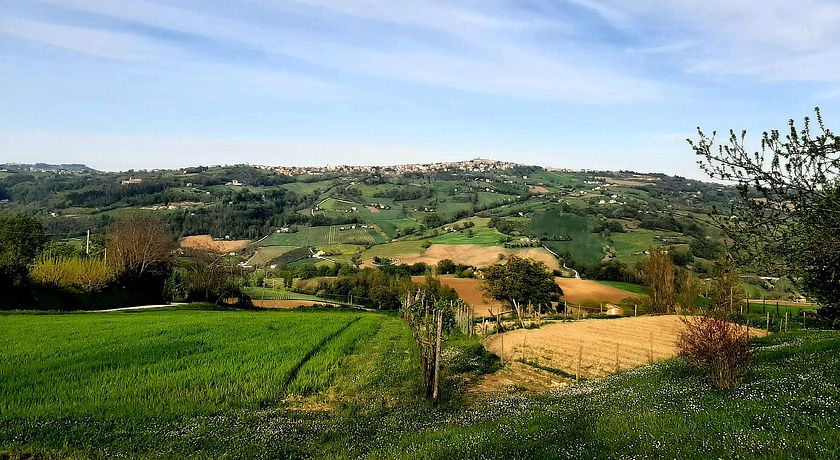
[3,311,838,459]
[0,309,410,420]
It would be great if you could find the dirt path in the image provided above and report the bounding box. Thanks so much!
[95,303,186,312]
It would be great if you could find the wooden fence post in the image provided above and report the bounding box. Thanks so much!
[634,304,638,317]
[501,333,504,365]
[614,343,620,373]
[766,312,770,332]
[432,310,443,404]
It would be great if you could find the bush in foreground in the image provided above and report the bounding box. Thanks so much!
[678,315,751,389]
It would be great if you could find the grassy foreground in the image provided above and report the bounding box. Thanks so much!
[1,309,839,459]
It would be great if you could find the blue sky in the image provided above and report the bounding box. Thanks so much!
[1,0,839,177]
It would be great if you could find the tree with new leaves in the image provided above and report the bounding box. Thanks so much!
[639,248,675,314]
[709,256,745,314]
[690,108,840,327]
[482,256,562,327]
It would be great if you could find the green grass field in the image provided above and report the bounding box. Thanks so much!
[2,308,837,458]
[429,225,505,245]
[596,280,649,295]
[258,226,388,247]
[248,245,298,266]
[611,228,690,265]
[0,309,416,421]
[279,180,335,195]
[243,286,328,301]
[531,209,606,264]
[360,240,427,261]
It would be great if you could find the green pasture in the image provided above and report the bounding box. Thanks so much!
[610,228,688,265]
[360,240,427,261]
[0,309,416,421]
[596,280,649,295]
[248,246,298,266]
[429,226,506,245]
[531,209,606,264]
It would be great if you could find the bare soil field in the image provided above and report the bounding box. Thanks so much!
[529,185,550,194]
[411,276,506,316]
[483,315,767,381]
[180,235,250,253]
[555,278,640,305]
[748,299,816,308]
[607,178,659,187]
[252,299,341,309]
[398,244,561,271]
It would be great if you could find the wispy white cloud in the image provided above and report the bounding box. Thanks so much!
[19,0,666,103]
[596,0,840,83]
[0,17,179,61]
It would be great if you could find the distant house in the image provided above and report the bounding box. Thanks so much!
[120,177,142,185]
[225,179,244,186]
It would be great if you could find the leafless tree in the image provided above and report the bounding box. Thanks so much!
[106,215,176,278]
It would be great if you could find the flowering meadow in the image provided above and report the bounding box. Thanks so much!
[1,307,838,458]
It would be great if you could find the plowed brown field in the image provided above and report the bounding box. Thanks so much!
[252,299,341,309]
[411,276,506,316]
[554,278,640,305]
[180,235,250,253]
[398,244,560,271]
[484,315,766,380]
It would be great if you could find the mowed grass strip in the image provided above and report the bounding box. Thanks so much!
[0,309,408,419]
[596,280,649,295]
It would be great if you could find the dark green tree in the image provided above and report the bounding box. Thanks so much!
[482,256,562,326]
[0,214,49,288]
[690,108,840,327]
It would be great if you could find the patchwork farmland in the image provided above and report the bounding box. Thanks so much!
[258,225,387,247]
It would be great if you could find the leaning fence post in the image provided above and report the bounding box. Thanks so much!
[614,343,620,373]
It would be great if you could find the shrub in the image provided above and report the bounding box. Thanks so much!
[31,257,115,293]
[677,316,751,389]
